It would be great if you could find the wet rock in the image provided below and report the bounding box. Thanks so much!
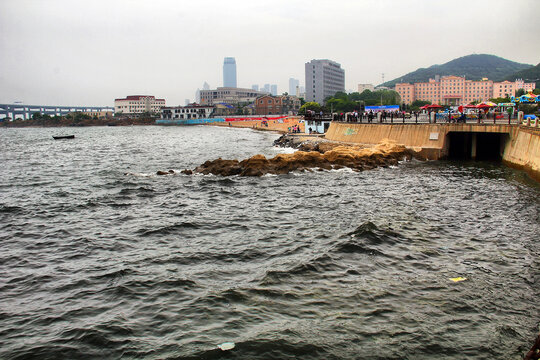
[191,139,413,177]
[156,170,175,175]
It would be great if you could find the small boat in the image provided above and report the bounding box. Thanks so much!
[52,135,75,140]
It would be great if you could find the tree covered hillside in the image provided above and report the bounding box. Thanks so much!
[504,62,540,83]
[381,54,532,87]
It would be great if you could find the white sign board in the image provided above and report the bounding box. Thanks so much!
[429,132,439,140]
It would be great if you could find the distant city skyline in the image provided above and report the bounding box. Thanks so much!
[0,0,539,106]
[289,78,300,96]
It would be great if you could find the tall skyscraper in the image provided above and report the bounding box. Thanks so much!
[223,57,237,88]
[270,85,278,96]
[305,59,345,104]
[252,84,259,91]
[263,84,270,93]
[203,82,210,90]
[289,78,300,96]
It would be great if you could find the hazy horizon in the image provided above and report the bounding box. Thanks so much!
[1,0,539,107]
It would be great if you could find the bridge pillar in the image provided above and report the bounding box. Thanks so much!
[471,133,477,159]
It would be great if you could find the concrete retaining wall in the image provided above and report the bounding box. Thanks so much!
[325,122,540,180]
[502,128,540,182]
[325,123,448,159]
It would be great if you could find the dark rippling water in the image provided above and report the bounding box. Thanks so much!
[0,126,539,360]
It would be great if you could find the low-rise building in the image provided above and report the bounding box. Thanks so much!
[254,95,301,115]
[161,103,214,120]
[115,95,166,114]
[394,76,536,105]
[199,87,267,106]
[358,83,375,93]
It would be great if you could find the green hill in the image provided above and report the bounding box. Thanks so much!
[504,62,540,83]
[381,54,532,88]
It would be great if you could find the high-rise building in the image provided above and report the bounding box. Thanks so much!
[263,84,270,93]
[252,84,259,91]
[305,59,345,104]
[203,82,210,90]
[223,57,237,88]
[289,78,300,96]
[270,85,278,96]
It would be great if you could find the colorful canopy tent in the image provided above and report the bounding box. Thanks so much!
[476,103,494,109]
[511,90,539,104]
[496,103,516,107]
[426,104,443,109]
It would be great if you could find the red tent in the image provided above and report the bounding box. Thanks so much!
[427,104,443,109]
[476,103,491,109]
[420,105,430,110]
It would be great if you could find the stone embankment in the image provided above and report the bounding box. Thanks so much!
[180,137,415,177]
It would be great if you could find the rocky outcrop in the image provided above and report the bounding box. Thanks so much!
[190,140,413,177]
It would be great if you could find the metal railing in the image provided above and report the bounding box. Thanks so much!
[309,112,525,125]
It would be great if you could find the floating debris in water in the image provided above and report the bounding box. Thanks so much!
[450,277,467,282]
[217,342,235,351]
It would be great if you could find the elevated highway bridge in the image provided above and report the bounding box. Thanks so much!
[0,104,114,120]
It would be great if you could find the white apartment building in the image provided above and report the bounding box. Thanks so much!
[305,59,345,104]
[161,104,214,120]
[114,95,166,114]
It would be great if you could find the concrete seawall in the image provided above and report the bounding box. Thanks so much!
[325,122,540,181]
[502,127,540,181]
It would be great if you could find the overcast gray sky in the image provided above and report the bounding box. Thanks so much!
[1,0,539,107]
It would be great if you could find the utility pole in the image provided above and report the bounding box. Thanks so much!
[381,73,385,105]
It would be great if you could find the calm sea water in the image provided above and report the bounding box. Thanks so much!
[0,126,539,360]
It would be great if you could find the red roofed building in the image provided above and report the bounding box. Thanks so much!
[254,95,301,115]
[114,95,166,114]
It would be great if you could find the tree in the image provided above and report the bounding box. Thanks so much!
[348,92,362,101]
[32,112,42,120]
[490,97,510,103]
[520,104,538,115]
[533,88,540,95]
[515,89,526,97]
[411,100,431,107]
[298,102,321,115]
